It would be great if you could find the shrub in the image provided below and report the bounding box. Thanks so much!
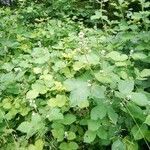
[0,0,150,149]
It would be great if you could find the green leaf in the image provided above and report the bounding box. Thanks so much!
[107,107,118,125]
[90,84,106,99]
[59,142,78,150]
[68,142,78,150]
[62,114,76,125]
[67,131,76,140]
[96,126,108,139]
[52,128,64,142]
[17,114,45,138]
[88,120,100,131]
[126,102,146,121]
[7,83,20,94]
[32,80,47,94]
[48,95,67,107]
[132,53,147,60]
[64,79,90,107]
[91,11,102,20]
[3,102,11,109]
[73,62,85,71]
[118,0,124,5]
[131,92,149,106]
[123,137,138,150]
[145,115,150,126]
[26,90,39,99]
[91,105,107,120]
[131,124,148,140]
[78,99,89,108]
[31,48,50,64]
[17,121,31,133]
[140,69,150,77]
[77,53,99,65]
[115,61,127,66]
[118,80,134,94]
[35,139,44,150]
[112,139,125,150]
[106,51,128,61]
[47,108,64,121]
[33,67,42,74]
[84,130,96,143]
[94,72,112,83]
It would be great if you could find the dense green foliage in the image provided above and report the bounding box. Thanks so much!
[0,0,150,149]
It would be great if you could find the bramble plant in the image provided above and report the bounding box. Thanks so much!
[0,0,150,149]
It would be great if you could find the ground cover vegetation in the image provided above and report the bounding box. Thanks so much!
[0,0,150,149]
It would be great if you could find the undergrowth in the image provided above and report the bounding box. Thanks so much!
[0,0,150,149]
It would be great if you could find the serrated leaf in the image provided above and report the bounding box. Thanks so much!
[131,92,149,106]
[91,105,107,120]
[84,130,96,143]
[118,80,134,94]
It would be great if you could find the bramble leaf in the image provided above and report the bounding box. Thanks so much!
[107,107,118,125]
[64,79,90,108]
[131,92,149,106]
[91,105,107,120]
[112,139,125,150]
[84,130,96,143]
[118,80,134,94]
[26,90,39,99]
